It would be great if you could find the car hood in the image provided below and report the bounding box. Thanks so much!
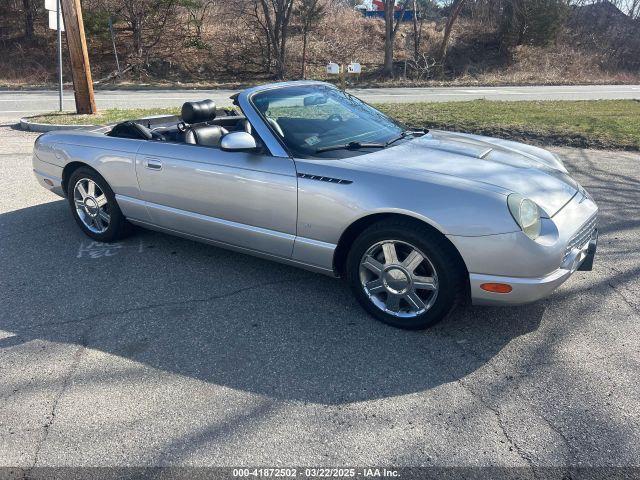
[343,130,577,216]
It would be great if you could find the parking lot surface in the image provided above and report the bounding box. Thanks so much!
[0,125,639,473]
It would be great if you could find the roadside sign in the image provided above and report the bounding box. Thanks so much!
[326,62,340,75]
[348,62,362,74]
[48,9,65,31]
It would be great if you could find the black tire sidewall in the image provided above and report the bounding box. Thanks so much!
[67,167,128,242]
[346,222,463,330]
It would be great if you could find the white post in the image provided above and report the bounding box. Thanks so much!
[108,17,121,75]
[57,0,63,111]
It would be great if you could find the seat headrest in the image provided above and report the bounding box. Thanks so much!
[181,99,216,124]
[241,119,252,135]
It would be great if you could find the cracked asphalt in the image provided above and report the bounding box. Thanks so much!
[0,125,639,475]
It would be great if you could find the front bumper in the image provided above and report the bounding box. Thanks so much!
[469,228,597,306]
[449,189,598,306]
[33,155,65,197]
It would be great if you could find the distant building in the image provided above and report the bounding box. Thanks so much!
[355,0,415,21]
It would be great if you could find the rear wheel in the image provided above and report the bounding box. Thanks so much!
[67,167,131,242]
[346,219,466,330]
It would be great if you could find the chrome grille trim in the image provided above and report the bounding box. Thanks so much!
[564,215,597,262]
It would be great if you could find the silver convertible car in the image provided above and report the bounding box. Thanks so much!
[32,81,598,329]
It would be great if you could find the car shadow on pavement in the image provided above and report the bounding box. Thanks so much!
[0,200,545,405]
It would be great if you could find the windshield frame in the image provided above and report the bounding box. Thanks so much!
[247,83,409,159]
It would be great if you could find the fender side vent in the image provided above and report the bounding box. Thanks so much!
[297,173,352,185]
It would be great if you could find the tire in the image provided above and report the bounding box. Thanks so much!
[346,219,467,330]
[66,167,132,242]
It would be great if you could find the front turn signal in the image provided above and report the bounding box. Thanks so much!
[480,283,513,294]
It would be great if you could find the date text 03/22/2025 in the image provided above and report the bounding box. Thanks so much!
[232,468,399,478]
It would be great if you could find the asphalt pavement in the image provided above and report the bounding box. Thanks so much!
[0,125,639,474]
[1,84,639,124]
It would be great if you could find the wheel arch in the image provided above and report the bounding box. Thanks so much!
[61,161,95,196]
[333,212,469,279]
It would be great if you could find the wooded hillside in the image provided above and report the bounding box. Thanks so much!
[1,0,638,87]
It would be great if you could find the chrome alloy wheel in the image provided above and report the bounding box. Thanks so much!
[73,178,110,234]
[359,240,439,318]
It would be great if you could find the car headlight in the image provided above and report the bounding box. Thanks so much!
[577,183,594,202]
[508,194,541,240]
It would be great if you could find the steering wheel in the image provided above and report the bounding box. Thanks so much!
[327,114,343,123]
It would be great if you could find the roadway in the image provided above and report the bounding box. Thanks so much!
[1,84,639,123]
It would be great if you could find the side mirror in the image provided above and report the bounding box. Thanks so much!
[220,131,258,152]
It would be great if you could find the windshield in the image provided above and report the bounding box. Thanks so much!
[250,85,407,157]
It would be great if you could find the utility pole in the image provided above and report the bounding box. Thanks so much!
[59,0,97,114]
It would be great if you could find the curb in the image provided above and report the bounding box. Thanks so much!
[20,117,97,132]
[19,114,178,133]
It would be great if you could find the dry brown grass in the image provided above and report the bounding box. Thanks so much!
[1,1,639,88]
[473,44,637,85]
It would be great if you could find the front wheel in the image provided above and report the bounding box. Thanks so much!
[67,167,131,242]
[346,220,466,330]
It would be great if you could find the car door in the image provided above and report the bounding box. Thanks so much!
[134,141,297,259]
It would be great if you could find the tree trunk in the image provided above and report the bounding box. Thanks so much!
[382,1,395,77]
[259,0,293,80]
[130,17,143,59]
[251,0,272,73]
[301,29,308,79]
[382,0,410,78]
[265,37,272,73]
[275,51,286,79]
[382,44,394,77]
[412,0,419,61]
[275,27,287,79]
[22,0,35,40]
[281,23,289,79]
[438,0,465,63]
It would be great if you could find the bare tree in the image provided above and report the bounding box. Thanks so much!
[411,0,432,62]
[382,0,410,77]
[185,0,217,43]
[412,0,420,60]
[320,2,369,67]
[259,0,295,79]
[233,0,275,73]
[437,0,465,63]
[22,0,36,39]
[499,0,569,48]
[581,0,640,19]
[295,0,325,78]
[619,0,640,18]
[113,0,180,63]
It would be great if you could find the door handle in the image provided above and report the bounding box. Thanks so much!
[144,158,162,170]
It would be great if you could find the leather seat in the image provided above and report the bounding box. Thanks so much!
[185,125,228,147]
[181,99,228,147]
